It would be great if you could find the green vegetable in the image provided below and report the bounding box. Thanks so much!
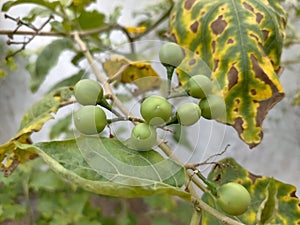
[74,79,103,105]
[217,182,251,216]
[140,95,172,126]
[159,42,184,68]
[176,102,201,126]
[186,74,213,99]
[74,105,107,135]
[199,95,226,120]
[130,123,157,151]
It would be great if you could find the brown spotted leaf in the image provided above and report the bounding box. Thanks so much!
[169,0,287,148]
[102,55,161,95]
[201,158,300,225]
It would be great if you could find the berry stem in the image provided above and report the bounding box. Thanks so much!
[74,33,246,225]
[165,64,175,95]
[73,31,134,118]
[191,197,245,225]
[189,208,201,225]
[195,171,218,196]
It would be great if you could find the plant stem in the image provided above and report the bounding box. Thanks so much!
[190,208,201,225]
[73,33,246,225]
[73,31,133,117]
[192,197,245,225]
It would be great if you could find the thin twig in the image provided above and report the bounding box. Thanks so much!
[73,31,134,117]
[107,64,129,83]
[185,144,230,169]
[5,14,54,59]
[107,116,145,124]
[133,0,174,40]
[192,198,245,225]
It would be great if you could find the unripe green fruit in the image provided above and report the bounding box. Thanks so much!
[159,42,184,67]
[74,106,107,135]
[199,95,226,120]
[130,123,157,151]
[217,182,251,216]
[186,75,213,99]
[176,102,201,126]
[140,95,172,126]
[74,79,103,105]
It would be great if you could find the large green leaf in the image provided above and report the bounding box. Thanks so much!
[0,87,73,176]
[15,137,190,199]
[28,38,73,92]
[201,158,300,225]
[169,0,287,148]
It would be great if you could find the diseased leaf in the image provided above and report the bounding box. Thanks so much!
[169,0,287,148]
[15,137,190,199]
[256,179,278,225]
[201,158,300,225]
[29,38,73,92]
[103,55,161,95]
[0,87,73,176]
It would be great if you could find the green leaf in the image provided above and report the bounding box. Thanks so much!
[18,86,73,132]
[29,38,73,92]
[23,6,53,22]
[256,179,278,224]
[2,0,59,12]
[201,158,300,225]
[170,0,287,148]
[16,137,190,199]
[0,87,73,176]
[78,10,105,30]
[72,0,95,10]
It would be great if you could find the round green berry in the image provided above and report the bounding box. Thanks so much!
[217,182,251,216]
[74,105,107,135]
[176,102,201,126]
[199,95,226,120]
[159,42,184,67]
[74,79,103,105]
[130,123,157,151]
[140,95,172,126]
[186,74,213,99]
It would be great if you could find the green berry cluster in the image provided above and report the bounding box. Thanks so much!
[186,74,226,120]
[73,79,107,135]
[72,42,226,151]
[72,44,249,217]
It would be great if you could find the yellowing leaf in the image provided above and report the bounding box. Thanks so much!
[202,158,300,225]
[103,55,161,95]
[169,0,287,148]
[125,26,147,34]
[0,87,73,176]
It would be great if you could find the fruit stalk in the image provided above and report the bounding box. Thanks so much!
[73,32,248,225]
[192,198,245,225]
